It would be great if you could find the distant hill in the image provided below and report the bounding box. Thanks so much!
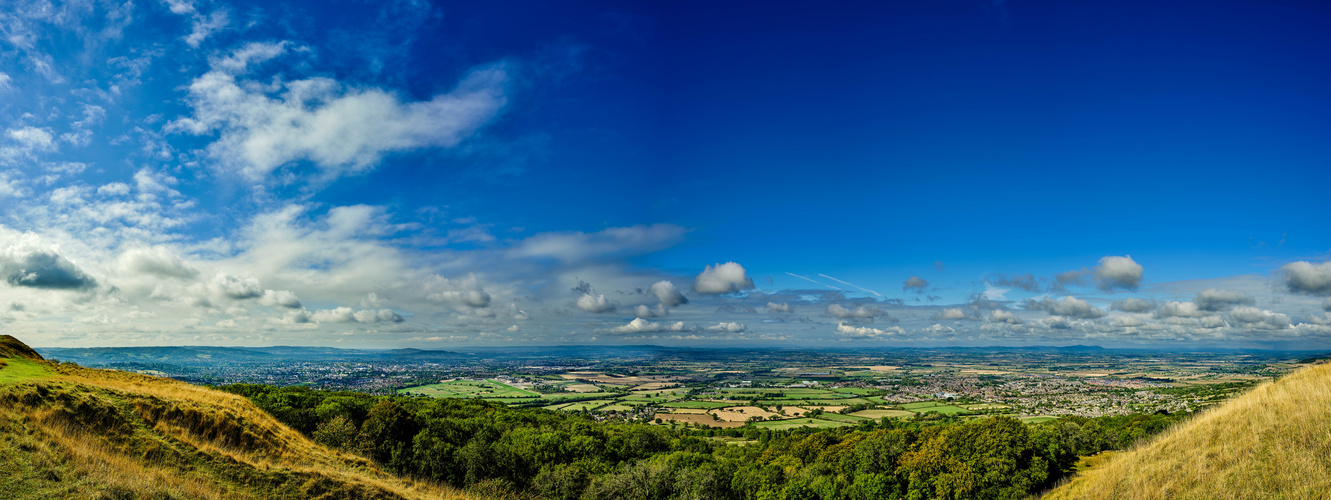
[1043,361,1331,499]
[0,335,468,499]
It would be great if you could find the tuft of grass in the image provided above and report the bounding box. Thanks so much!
[1043,362,1331,499]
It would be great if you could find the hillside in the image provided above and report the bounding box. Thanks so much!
[1044,361,1331,499]
[0,335,468,500]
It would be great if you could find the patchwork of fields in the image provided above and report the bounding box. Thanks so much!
[397,374,1031,430]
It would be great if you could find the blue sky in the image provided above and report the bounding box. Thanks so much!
[1,0,1329,348]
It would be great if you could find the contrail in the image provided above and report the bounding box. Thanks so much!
[819,274,884,297]
[786,272,842,290]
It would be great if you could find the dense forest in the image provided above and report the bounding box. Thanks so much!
[220,384,1187,500]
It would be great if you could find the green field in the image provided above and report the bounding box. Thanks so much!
[1022,416,1058,424]
[851,409,915,419]
[398,379,540,399]
[0,358,52,384]
[830,387,877,395]
[561,400,617,411]
[753,418,855,430]
[816,413,868,422]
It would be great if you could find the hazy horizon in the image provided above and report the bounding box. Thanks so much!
[0,0,1328,349]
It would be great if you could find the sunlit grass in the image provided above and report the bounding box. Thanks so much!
[1044,362,1331,499]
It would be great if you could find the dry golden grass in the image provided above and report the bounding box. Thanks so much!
[1,341,473,500]
[1044,362,1331,500]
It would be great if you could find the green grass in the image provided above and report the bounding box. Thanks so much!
[560,400,616,411]
[752,418,855,430]
[901,401,946,410]
[1021,416,1058,424]
[850,409,915,419]
[815,413,868,422]
[0,358,53,385]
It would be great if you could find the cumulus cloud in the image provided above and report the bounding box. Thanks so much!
[1022,296,1107,319]
[1044,316,1073,329]
[1279,261,1331,296]
[118,246,198,280]
[649,280,688,307]
[707,322,746,333]
[766,302,793,313]
[300,306,405,324]
[903,276,929,293]
[1093,255,1143,291]
[0,247,97,290]
[259,289,302,309]
[1111,297,1156,313]
[835,322,903,339]
[989,310,1022,324]
[210,271,262,299]
[575,293,616,313]
[605,318,689,334]
[1193,288,1255,311]
[170,43,509,181]
[826,303,887,320]
[633,304,667,318]
[1229,306,1291,330]
[425,274,491,308]
[936,308,967,320]
[1155,301,1208,318]
[693,262,754,294]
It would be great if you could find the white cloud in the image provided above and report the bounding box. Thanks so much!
[835,322,902,339]
[903,276,928,293]
[693,262,754,294]
[118,246,198,280]
[259,289,302,309]
[1279,261,1331,296]
[633,304,666,318]
[1111,297,1156,312]
[1024,296,1107,319]
[649,280,688,307]
[308,306,404,324]
[6,126,56,151]
[1229,306,1290,330]
[766,302,793,313]
[98,182,132,196]
[170,44,509,182]
[989,310,1022,324]
[707,322,746,333]
[1193,288,1255,311]
[1093,255,1143,291]
[184,9,228,47]
[575,293,616,313]
[210,271,262,299]
[508,224,686,265]
[1155,301,1208,318]
[605,318,689,334]
[826,303,886,320]
[936,308,967,320]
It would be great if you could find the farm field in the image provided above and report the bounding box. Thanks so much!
[753,418,855,430]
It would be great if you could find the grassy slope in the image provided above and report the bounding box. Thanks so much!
[1044,362,1331,500]
[0,335,469,500]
